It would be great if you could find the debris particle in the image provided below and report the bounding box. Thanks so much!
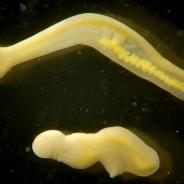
[20,3,27,12]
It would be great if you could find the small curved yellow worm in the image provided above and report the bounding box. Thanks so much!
[0,13,183,100]
[32,126,160,177]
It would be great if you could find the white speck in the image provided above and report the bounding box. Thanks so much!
[176,130,179,134]
[25,146,31,152]
[79,107,83,111]
[85,108,89,112]
[167,9,171,13]
[100,69,104,73]
[132,102,137,106]
[167,171,170,175]
[20,3,27,12]
[77,51,82,55]
[141,108,146,112]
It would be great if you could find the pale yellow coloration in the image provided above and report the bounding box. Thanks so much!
[32,126,160,178]
[99,38,184,93]
[0,13,183,100]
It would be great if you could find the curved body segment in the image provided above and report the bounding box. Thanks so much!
[32,126,160,177]
[0,13,184,100]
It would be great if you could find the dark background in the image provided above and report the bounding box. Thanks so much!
[0,0,184,184]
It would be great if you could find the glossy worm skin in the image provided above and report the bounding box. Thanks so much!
[0,13,184,100]
[32,126,160,177]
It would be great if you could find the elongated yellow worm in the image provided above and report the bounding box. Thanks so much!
[32,126,160,177]
[0,13,183,100]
